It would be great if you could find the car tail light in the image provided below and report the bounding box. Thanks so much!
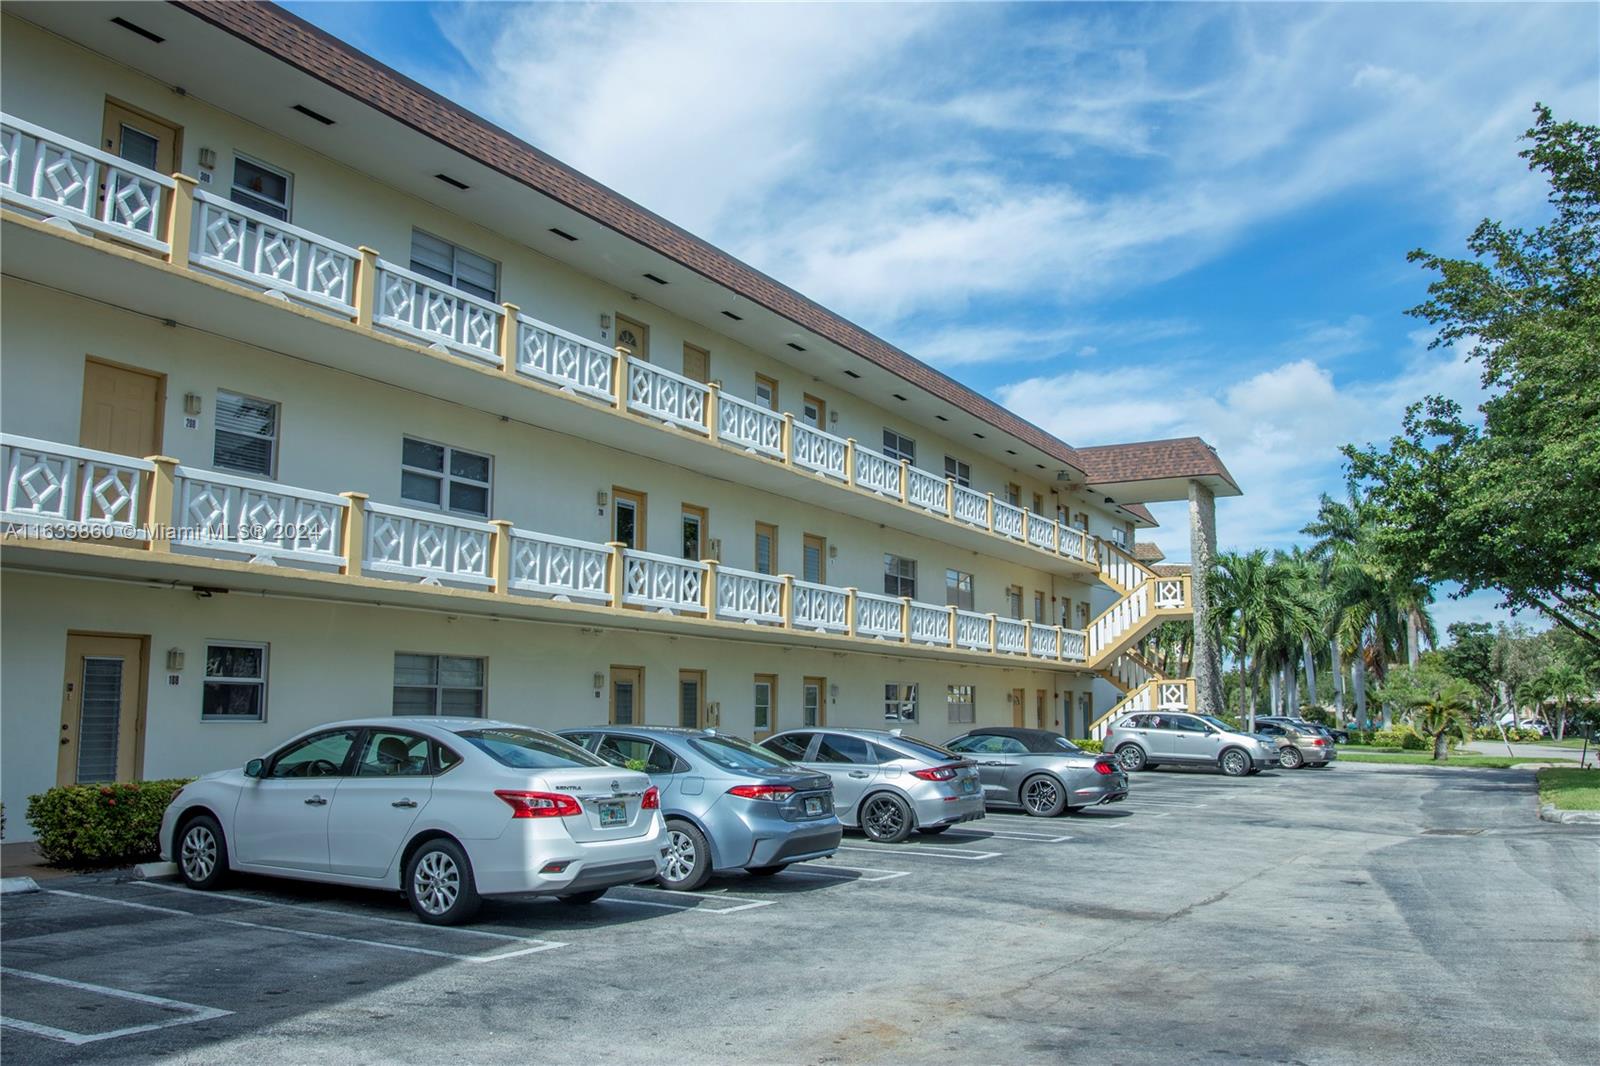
[911,765,959,781]
[726,784,795,802]
[642,786,660,809]
[495,790,582,818]
[1311,737,1327,746]
[1093,760,1117,776]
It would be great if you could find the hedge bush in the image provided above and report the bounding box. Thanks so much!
[26,779,193,867]
[1071,739,1103,753]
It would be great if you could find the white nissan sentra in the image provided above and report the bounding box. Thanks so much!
[159,718,666,924]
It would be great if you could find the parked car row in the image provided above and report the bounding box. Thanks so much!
[159,709,1308,927]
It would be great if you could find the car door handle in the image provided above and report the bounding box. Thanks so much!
[391,799,418,809]
[980,760,1006,766]
[304,796,328,806]
[848,771,871,778]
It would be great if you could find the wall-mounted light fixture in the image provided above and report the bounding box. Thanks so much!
[197,146,217,170]
[828,684,839,701]
[596,491,609,515]
[592,672,605,697]
[828,544,838,559]
[829,410,839,425]
[166,648,185,672]
[183,393,202,416]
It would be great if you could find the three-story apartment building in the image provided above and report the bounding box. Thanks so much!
[0,2,1239,835]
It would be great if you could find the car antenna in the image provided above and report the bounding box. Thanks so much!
[890,728,904,737]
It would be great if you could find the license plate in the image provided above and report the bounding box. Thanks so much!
[597,800,627,827]
[960,778,978,795]
[804,797,824,816]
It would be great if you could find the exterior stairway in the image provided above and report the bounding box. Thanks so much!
[1080,543,1197,739]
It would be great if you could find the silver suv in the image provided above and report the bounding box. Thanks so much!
[1103,712,1278,777]
[759,728,985,843]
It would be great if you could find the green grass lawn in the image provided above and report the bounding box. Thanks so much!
[1534,736,1599,750]
[1335,748,1549,768]
[1537,768,1600,810]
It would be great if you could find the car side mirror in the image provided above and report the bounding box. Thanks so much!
[244,758,266,779]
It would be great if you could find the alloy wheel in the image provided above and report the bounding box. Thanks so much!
[663,828,697,884]
[413,850,460,916]
[1222,750,1249,776]
[1116,745,1145,772]
[864,797,906,838]
[1023,777,1061,815]
[180,824,216,882]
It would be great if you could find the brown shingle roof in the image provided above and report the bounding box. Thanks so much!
[1132,542,1166,563]
[1152,563,1191,578]
[1075,437,1239,492]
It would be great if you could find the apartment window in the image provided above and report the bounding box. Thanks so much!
[1033,591,1046,623]
[1060,597,1072,628]
[802,534,826,584]
[1073,511,1089,531]
[884,554,917,598]
[884,682,918,722]
[945,568,974,611]
[947,684,976,725]
[230,155,292,221]
[202,642,268,720]
[410,229,498,302]
[401,437,491,517]
[802,394,826,430]
[1111,526,1129,547]
[882,429,915,465]
[682,505,707,561]
[614,488,646,550]
[1007,584,1024,619]
[1032,493,1045,515]
[1077,602,1091,628]
[393,653,485,716]
[755,523,778,575]
[943,456,971,487]
[755,374,778,412]
[213,391,279,476]
[679,670,704,729]
[1005,483,1022,507]
[754,674,777,735]
[803,677,825,728]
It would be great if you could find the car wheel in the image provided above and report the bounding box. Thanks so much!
[405,838,481,925]
[1020,774,1068,817]
[1219,748,1252,777]
[1280,747,1304,770]
[745,864,788,876]
[860,793,914,843]
[915,825,951,835]
[558,889,607,904]
[659,820,712,891]
[177,814,228,890]
[1115,744,1148,772]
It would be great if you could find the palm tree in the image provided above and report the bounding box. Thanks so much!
[1405,678,1477,760]
[1208,550,1268,726]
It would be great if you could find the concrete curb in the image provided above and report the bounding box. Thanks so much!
[0,876,41,894]
[1538,803,1600,825]
[133,861,178,880]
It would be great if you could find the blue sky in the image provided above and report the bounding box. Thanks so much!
[285,1,1597,633]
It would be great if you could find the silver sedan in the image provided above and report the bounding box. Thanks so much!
[945,728,1129,815]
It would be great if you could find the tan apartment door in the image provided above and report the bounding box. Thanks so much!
[1036,689,1048,730]
[613,487,646,550]
[682,343,709,384]
[615,315,649,362]
[1011,687,1026,728]
[802,534,826,584]
[802,394,826,430]
[58,634,147,786]
[803,676,826,728]
[80,359,163,456]
[102,101,180,173]
[678,670,705,729]
[610,666,644,725]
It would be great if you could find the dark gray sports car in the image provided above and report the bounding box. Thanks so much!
[944,727,1129,816]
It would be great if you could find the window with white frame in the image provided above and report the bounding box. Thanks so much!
[409,229,498,302]
[754,675,776,733]
[882,428,915,465]
[884,682,918,722]
[1033,591,1046,623]
[943,456,971,487]
[393,653,485,716]
[401,437,491,517]
[203,643,268,720]
[1111,525,1129,547]
[884,554,917,598]
[947,684,975,725]
[230,155,292,221]
[945,568,974,611]
[213,391,279,476]
[1006,584,1024,619]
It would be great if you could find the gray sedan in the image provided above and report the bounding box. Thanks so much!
[945,727,1129,815]
[560,727,842,891]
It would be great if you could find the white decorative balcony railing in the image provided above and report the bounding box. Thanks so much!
[1026,514,1057,552]
[791,423,848,482]
[855,591,905,640]
[716,393,785,460]
[621,549,706,613]
[625,358,708,435]
[1030,625,1059,660]
[1060,628,1088,663]
[1060,524,1089,562]
[0,113,172,253]
[791,580,849,633]
[995,617,1028,655]
[908,602,950,646]
[173,466,346,565]
[507,528,611,604]
[375,260,503,365]
[365,501,494,588]
[905,466,949,515]
[954,609,992,652]
[852,449,902,499]
[714,565,784,625]
[1153,578,1187,609]
[513,317,615,403]
[191,189,358,315]
[993,500,1025,541]
[951,484,989,528]
[1,434,152,538]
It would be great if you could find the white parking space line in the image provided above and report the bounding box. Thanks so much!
[50,889,563,962]
[0,967,232,1046]
[783,863,911,883]
[837,844,1001,862]
[603,886,774,914]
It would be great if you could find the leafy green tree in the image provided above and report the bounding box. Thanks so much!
[1442,622,1498,703]
[1406,678,1478,761]
[1343,105,1600,648]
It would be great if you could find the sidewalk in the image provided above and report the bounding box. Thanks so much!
[1463,740,1597,767]
[0,841,76,882]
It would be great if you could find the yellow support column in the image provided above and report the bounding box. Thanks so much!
[489,519,513,596]
[607,541,629,609]
[781,413,795,466]
[985,493,996,532]
[1023,620,1034,659]
[900,597,913,644]
[986,613,998,654]
[947,606,958,650]
[144,456,178,553]
[163,173,197,270]
[706,382,722,445]
[338,491,368,577]
[355,246,380,329]
[898,459,911,505]
[499,303,520,378]
[845,587,859,639]
[780,573,795,630]
[703,558,720,618]
[613,355,630,412]
[844,438,857,488]
[945,477,955,518]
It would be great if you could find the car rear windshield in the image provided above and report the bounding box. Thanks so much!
[690,735,795,772]
[884,736,960,763]
[455,728,608,769]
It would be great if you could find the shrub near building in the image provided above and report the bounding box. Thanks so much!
[26,780,192,867]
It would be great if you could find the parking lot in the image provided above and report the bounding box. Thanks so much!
[3,762,1596,1065]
